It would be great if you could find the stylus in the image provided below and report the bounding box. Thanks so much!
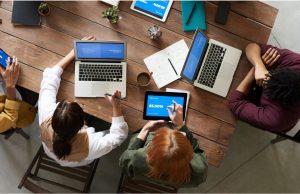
[104,93,126,100]
[168,58,178,75]
[173,102,176,112]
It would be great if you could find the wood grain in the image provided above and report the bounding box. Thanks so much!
[0,29,229,146]
[211,1,278,27]
[172,1,277,27]
[0,1,277,167]
[0,5,237,126]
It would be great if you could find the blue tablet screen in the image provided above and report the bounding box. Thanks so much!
[182,31,207,80]
[146,95,185,117]
[134,0,170,19]
[76,42,124,60]
[0,49,12,69]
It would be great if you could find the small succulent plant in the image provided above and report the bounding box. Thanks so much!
[102,6,119,24]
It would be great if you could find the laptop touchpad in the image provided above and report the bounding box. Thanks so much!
[92,83,107,97]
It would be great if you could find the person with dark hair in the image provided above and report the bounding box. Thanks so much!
[119,102,208,187]
[229,43,300,132]
[38,36,128,167]
[0,56,36,133]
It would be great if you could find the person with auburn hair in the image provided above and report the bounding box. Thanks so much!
[229,43,300,133]
[38,36,128,167]
[119,102,208,187]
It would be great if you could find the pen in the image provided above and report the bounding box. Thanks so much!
[104,93,126,100]
[168,58,178,76]
[173,102,176,112]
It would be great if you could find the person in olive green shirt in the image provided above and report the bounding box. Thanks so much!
[0,56,36,133]
[119,101,208,188]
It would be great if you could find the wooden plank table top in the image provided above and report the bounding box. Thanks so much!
[0,1,277,167]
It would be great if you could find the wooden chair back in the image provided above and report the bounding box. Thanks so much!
[18,145,99,193]
[117,173,178,193]
[1,128,30,140]
[271,119,300,144]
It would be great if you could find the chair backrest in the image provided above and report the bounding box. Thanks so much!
[18,145,99,193]
[271,119,300,144]
[1,128,30,140]
[286,119,300,137]
[117,173,178,193]
[22,179,51,193]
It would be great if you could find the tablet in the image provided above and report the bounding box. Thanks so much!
[0,49,12,69]
[143,91,187,121]
[131,0,174,22]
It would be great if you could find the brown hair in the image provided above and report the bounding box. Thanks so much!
[51,100,84,159]
[147,127,193,185]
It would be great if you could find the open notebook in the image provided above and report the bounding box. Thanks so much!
[144,40,188,88]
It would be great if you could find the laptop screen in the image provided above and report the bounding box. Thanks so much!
[181,31,208,81]
[76,42,125,60]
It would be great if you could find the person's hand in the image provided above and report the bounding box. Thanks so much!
[105,90,121,107]
[254,66,268,87]
[67,36,96,59]
[167,100,184,130]
[0,56,20,88]
[81,36,96,41]
[261,47,280,68]
[141,120,165,132]
[138,120,165,141]
[105,90,123,117]
[254,48,280,87]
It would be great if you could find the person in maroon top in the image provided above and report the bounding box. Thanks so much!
[229,43,300,133]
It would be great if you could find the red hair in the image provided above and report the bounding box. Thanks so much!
[146,127,193,185]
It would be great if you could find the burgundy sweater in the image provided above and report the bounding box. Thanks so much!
[229,44,300,132]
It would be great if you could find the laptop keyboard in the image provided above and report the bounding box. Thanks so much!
[197,43,227,88]
[79,63,123,82]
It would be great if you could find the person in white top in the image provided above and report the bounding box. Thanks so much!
[38,36,128,167]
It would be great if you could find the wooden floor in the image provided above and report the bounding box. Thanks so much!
[0,1,277,167]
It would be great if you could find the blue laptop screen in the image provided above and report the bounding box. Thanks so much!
[182,31,207,81]
[146,95,185,117]
[76,42,125,60]
[134,0,170,19]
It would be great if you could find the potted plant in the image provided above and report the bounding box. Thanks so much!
[38,2,50,16]
[102,6,119,24]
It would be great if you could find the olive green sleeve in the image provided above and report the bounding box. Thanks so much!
[179,125,204,154]
[119,134,146,178]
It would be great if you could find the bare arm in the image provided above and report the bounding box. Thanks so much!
[236,67,255,96]
[245,43,268,87]
[245,43,280,86]
[56,50,75,70]
[56,36,96,70]
[245,43,266,70]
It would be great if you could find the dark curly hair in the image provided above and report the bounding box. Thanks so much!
[265,68,300,106]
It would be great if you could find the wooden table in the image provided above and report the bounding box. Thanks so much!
[0,1,277,167]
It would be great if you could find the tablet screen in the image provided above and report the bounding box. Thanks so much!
[131,0,173,22]
[0,49,12,69]
[143,91,187,121]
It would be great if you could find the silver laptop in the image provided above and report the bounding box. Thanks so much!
[181,29,242,97]
[74,40,127,98]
